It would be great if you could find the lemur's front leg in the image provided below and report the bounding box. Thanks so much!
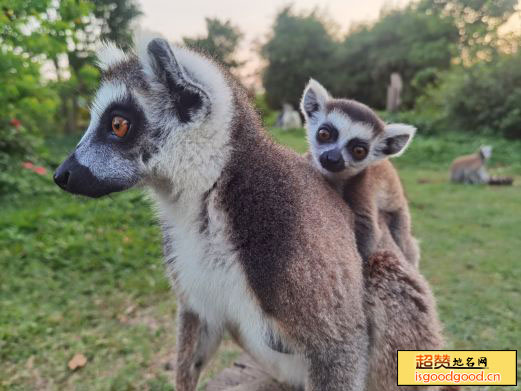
[354,209,380,261]
[175,302,222,391]
[343,182,381,262]
[387,209,420,267]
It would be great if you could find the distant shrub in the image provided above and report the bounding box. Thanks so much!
[0,51,59,196]
[381,109,444,136]
[412,52,521,139]
[0,120,51,196]
[393,132,521,173]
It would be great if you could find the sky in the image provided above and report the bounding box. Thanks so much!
[136,0,409,84]
[137,0,409,39]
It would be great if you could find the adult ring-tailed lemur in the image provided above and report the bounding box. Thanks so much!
[450,146,513,185]
[54,37,447,391]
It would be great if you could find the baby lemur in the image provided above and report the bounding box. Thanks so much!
[301,79,420,266]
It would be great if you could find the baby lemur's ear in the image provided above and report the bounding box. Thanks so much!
[300,79,330,121]
[142,38,209,123]
[375,123,416,158]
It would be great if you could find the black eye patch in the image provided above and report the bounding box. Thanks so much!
[316,123,339,144]
[346,138,370,161]
[95,96,146,149]
[346,138,369,149]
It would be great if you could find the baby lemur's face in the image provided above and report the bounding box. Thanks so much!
[300,79,416,180]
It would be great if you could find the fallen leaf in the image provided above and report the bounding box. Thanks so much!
[26,355,34,369]
[117,314,129,323]
[68,353,87,370]
[125,304,136,315]
[417,178,431,184]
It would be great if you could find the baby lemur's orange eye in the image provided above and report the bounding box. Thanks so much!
[317,128,331,142]
[352,145,368,160]
[112,116,130,138]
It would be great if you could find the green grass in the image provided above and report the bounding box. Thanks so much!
[1,130,520,390]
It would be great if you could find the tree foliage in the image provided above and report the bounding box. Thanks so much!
[261,7,336,109]
[261,2,519,112]
[261,5,458,110]
[427,52,521,138]
[332,5,458,109]
[183,18,243,70]
[418,0,519,62]
[92,0,142,50]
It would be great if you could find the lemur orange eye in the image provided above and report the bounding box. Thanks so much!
[112,116,130,137]
[352,145,368,160]
[317,128,331,142]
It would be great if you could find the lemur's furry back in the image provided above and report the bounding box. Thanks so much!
[301,79,420,266]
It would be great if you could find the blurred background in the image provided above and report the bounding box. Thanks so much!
[1,0,520,390]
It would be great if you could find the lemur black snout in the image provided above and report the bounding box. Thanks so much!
[53,169,70,190]
[54,154,76,190]
[54,153,131,198]
[319,149,345,172]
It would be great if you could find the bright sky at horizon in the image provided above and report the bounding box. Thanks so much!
[136,0,410,85]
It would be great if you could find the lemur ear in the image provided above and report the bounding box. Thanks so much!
[375,123,416,158]
[300,79,330,120]
[144,38,209,123]
[480,145,492,159]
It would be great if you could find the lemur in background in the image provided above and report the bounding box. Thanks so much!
[450,146,513,185]
[301,79,420,266]
[53,37,449,390]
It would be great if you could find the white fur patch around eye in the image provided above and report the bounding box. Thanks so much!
[78,83,128,147]
[96,42,128,71]
[326,109,374,146]
[90,83,128,123]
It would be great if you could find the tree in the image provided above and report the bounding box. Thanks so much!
[261,7,336,109]
[331,5,458,109]
[0,0,61,193]
[0,0,61,137]
[418,0,519,62]
[183,18,243,70]
[92,0,142,50]
[260,5,459,110]
[429,51,521,138]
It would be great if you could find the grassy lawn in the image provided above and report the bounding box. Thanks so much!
[1,129,520,390]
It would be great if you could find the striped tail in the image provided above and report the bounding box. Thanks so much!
[488,176,514,186]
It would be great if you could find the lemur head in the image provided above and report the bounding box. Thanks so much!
[300,79,416,179]
[479,145,492,161]
[54,37,232,198]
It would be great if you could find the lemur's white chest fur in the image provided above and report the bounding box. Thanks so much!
[156,192,307,387]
